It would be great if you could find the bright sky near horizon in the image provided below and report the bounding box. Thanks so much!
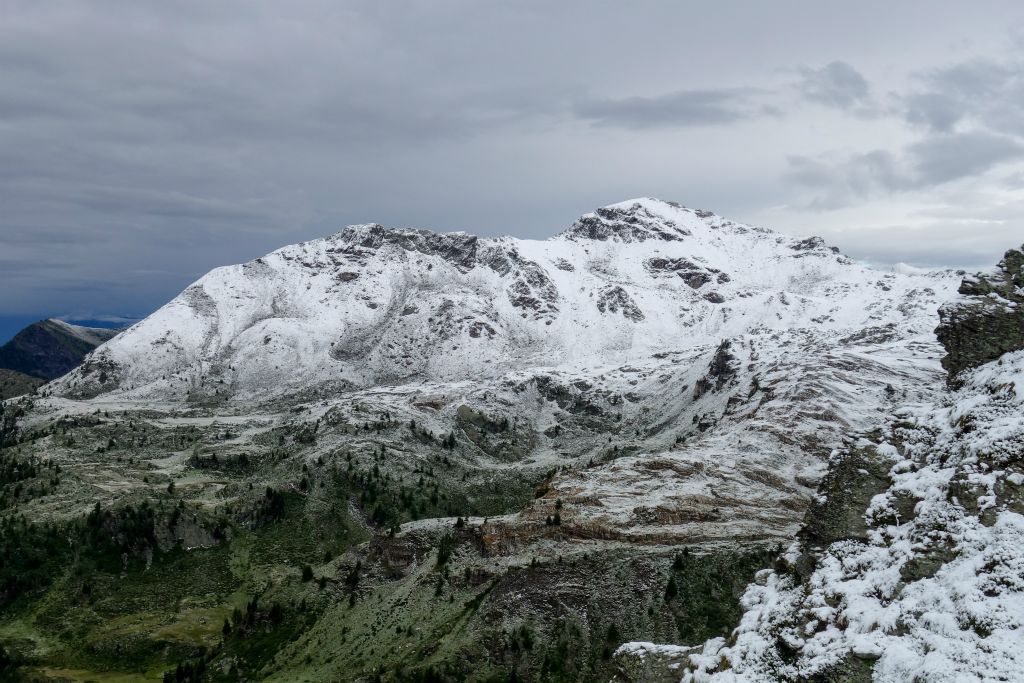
[3,1,1024,324]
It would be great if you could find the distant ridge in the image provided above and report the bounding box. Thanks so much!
[0,318,120,386]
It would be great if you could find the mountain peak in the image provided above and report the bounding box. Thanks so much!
[559,198,693,243]
[45,198,961,404]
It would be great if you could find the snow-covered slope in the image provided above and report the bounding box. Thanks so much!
[48,198,958,404]
[673,349,1024,682]
[614,246,1024,682]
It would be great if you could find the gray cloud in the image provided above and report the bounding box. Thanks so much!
[909,130,1024,184]
[901,59,1024,136]
[785,151,901,209]
[903,92,965,132]
[574,89,770,129]
[788,53,1024,210]
[787,130,1024,208]
[797,61,872,110]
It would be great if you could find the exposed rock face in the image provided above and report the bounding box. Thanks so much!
[644,256,727,290]
[561,202,694,242]
[799,444,892,547]
[596,286,645,321]
[936,244,1024,380]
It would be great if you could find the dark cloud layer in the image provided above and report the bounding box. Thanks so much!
[3,1,1024,326]
[574,88,771,128]
[787,130,1024,208]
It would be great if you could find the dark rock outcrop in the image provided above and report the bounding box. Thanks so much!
[596,286,645,321]
[800,445,892,547]
[936,245,1024,380]
[561,202,692,242]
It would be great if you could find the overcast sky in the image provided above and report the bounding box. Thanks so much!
[3,1,1024,332]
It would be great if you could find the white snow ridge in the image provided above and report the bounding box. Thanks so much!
[49,198,959,404]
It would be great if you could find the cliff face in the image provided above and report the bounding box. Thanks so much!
[937,245,1024,380]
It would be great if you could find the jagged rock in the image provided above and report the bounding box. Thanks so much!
[707,340,736,387]
[936,244,1024,380]
[562,201,692,242]
[596,286,645,321]
[800,446,893,546]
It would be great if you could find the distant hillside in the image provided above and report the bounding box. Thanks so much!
[0,368,44,400]
[0,318,120,382]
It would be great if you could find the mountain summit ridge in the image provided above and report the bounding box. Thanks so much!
[47,198,956,404]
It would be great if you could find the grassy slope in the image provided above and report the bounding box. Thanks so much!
[0,404,776,682]
[0,370,43,401]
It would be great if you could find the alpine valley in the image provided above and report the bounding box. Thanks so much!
[1,199,1022,682]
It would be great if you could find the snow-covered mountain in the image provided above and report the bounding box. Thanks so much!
[40,198,965,549]
[14,198,1012,683]
[49,198,958,405]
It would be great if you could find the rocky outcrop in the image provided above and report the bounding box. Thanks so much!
[936,244,1024,380]
[596,286,645,321]
[561,201,693,242]
[341,223,482,272]
[799,444,893,547]
[644,256,729,290]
